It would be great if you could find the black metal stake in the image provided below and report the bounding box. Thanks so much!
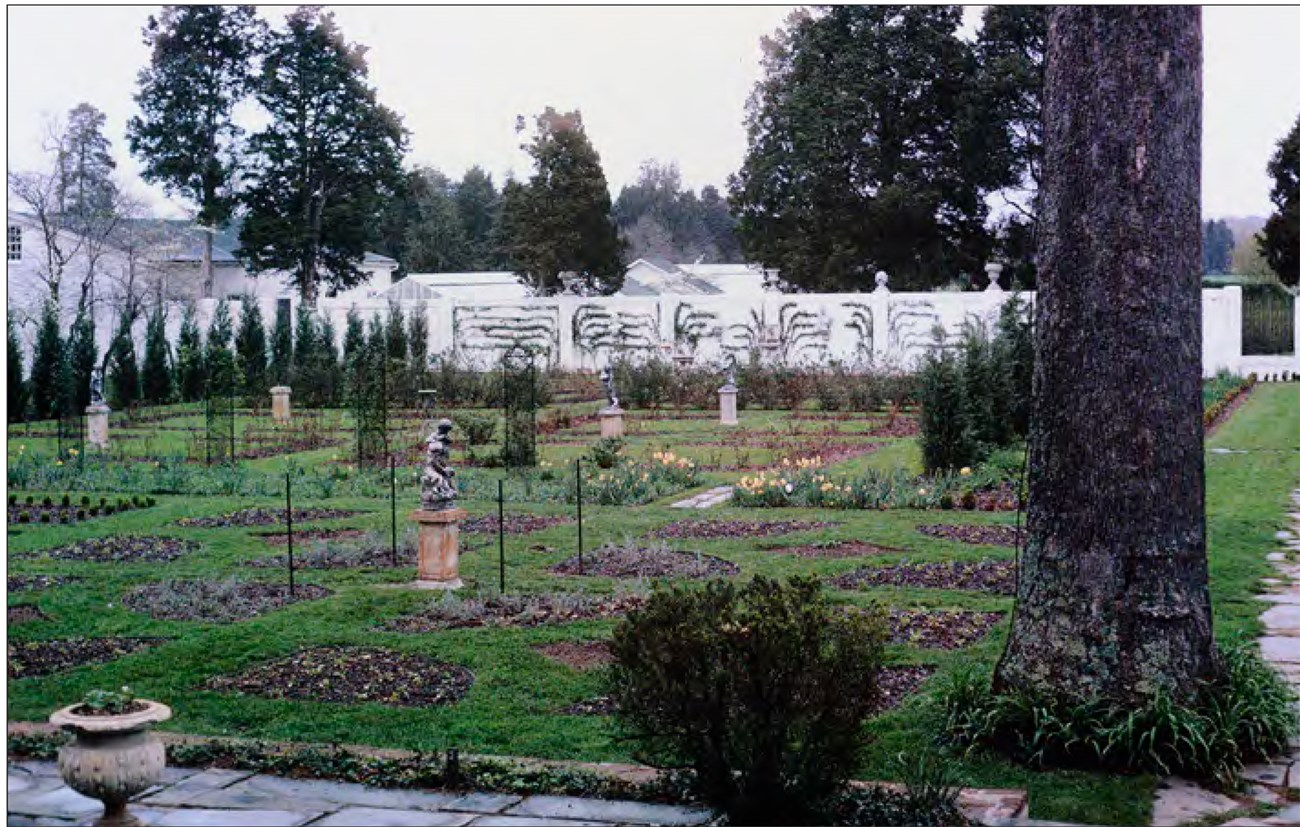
[229,381,236,462]
[205,396,212,466]
[498,479,506,594]
[285,469,296,597]
[575,457,584,575]
[390,455,398,568]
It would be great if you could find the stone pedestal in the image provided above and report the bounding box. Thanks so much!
[410,508,467,589]
[270,386,292,423]
[718,385,738,425]
[86,404,110,450]
[599,406,625,439]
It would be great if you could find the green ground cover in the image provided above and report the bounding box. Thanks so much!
[7,384,1298,825]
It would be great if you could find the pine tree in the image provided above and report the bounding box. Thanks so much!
[1260,113,1300,288]
[142,305,172,405]
[314,313,341,406]
[235,299,269,405]
[128,5,264,295]
[385,303,408,362]
[176,303,206,402]
[291,302,317,402]
[499,108,625,295]
[269,300,293,385]
[456,166,502,268]
[407,303,429,393]
[8,311,28,422]
[342,307,365,369]
[239,8,406,305]
[205,299,238,398]
[107,308,141,409]
[30,301,63,420]
[66,313,98,412]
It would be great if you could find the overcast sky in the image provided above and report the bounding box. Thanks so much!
[7,6,1300,221]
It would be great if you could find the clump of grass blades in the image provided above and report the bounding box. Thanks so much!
[934,638,1298,784]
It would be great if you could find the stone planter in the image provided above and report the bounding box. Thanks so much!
[49,700,172,827]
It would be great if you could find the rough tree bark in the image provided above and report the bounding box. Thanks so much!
[993,7,1217,703]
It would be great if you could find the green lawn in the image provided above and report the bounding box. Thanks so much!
[7,385,1299,826]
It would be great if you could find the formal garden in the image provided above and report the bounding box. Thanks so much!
[8,291,1300,825]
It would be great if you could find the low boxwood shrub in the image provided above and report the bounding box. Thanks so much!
[451,411,497,446]
[934,638,1298,784]
[606,576,886,825]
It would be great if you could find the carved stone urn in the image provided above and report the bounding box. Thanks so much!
[49,700,172,827]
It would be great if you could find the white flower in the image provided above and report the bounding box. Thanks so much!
[785,484,794,494]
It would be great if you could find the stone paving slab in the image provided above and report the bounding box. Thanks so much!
[110,806,325,826]
[137,768,255,806]
[503,795,713,825]
[8,784,105,820]
[1242,762,1300,788]
[669,486,733,509]
[443,793,523,814]
[311,807,475,826]
[464,817,605,827]
[1260,636,1300,664]
[1150,777,1243,827]
[180,774,468,813]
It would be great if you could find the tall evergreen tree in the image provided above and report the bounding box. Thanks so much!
[235,299,269,405]
[407,303,429,391]
[128,5,264,295]
[342,307,365,372]
[499,107,624,295]
[730,7,999,291]
[403,167,470,272]
[176,303,207,402]
[204,299,238,398]
[315,313,341,406]
[1202,219,1235,275]
[269,300,293,385]
[385,303,408,363]
[238,7,407,304]
[614,161,738,263]
[142,305,172,405]
[66,313,98,413]
[57,103,120,221]
[1260,113,1300,288]
[30,301,63,420]
[8,312,28,422]
[456,166,502,269]
[994,7,1215,703]
[106,308,141,409]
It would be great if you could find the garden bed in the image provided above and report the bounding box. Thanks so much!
[254,527,367,546]
[177,507,360,528]
[462,515,574,535]
[758,539,903,559]
[916,523,1023,547]
[8,636,167,679]
[123,579,332,623]
[886,610,1003,649]
[7,575,80,593]
[34,536,200,564]
[551,543,740,579]
[830,560,1016,595]
[247,543,415,570]
[8,605,49,624]
[8,495,155,525]
[386,591,645,632]
[650,519,837,540]
[535,641,614,671]
[872,665,936,714]
[205,646,474,708]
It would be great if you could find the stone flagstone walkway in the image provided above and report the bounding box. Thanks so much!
[668,485,733,509]
[1151,489,1300,827]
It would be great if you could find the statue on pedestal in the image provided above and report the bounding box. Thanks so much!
[600,364,620,410]
[89,368,105,406]
[420,419,457,511]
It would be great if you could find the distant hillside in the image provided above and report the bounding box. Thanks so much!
[1218,215,1267,246]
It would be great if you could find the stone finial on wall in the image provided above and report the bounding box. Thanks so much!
[873,271,889,292]
[985,262,1005,291]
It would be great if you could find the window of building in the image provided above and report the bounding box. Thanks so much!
[7,225,21,261]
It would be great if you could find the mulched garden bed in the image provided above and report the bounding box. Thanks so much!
[386,592,646,632]
[535,641,615,671]
[205,645,474,708]
[830,560,1016,595]
[461,515,574,535]
[651,519,838,540]
[759,539,903,559]
[551,544,740,579]
[8,575,80,593]
[872,665,936,714]
[123,579,332,623]
[886,610,1003,649]
[8,605,49,624]
[916,523,1024,547]
[177,508,360,528]
[253,527,367,546]
[35,536,201,564]
[8,637,167,679]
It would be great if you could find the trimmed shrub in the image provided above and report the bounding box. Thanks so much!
[918,336,973,474]
[451,411,497,446]
[607,576,885,824]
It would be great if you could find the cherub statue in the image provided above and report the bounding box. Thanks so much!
[600,364,620,410]
[89,368,105,406]
[420,418,457,511]
[724,352,738,390]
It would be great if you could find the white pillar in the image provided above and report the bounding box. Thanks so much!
[86,404,110,450]
[270,386,291,422]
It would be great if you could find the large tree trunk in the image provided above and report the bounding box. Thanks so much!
[202,230,214,299]
[993,7,1215,704]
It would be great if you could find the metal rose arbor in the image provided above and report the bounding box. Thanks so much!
[994,9,1218,703]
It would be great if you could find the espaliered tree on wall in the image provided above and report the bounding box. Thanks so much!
[995,6,1214,706]
[238,7,406,306]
